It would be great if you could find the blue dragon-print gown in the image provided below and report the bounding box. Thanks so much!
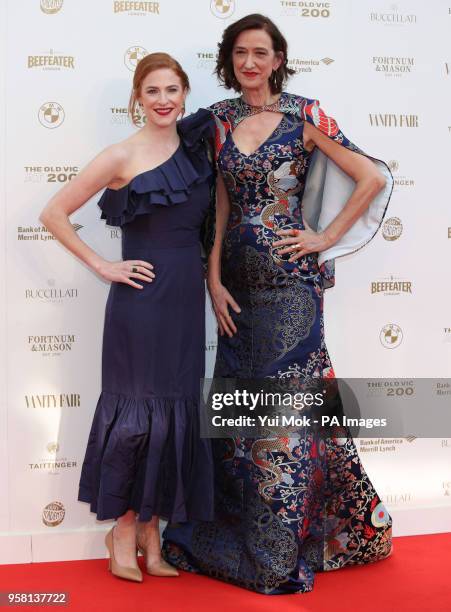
[162,93,394,594]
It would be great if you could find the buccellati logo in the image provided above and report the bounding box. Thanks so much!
[38,102,65,129]
[380,323,403,349]
[210,0,235,19]
[42,501,65,526]
[124,46,148,71]
[382,217,403,241]
[40,0,63,14]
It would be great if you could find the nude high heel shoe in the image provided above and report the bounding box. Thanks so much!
[105,527,143,582]
[136,533,179,577]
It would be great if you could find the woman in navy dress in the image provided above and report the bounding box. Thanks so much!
[40,53,214,582]
[162,15,393,594]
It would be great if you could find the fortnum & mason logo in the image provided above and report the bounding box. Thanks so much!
[372,56,414,78]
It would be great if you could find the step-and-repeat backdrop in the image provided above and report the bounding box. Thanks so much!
[1,0,450,563]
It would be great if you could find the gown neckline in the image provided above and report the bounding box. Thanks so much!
[105,141,183,193]
[229,114,286,158]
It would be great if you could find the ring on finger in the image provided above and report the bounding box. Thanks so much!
[131,266,138,273]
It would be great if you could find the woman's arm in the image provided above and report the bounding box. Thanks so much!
[207,172,240,337]
[39,145,154,288]
[274,121,386,261]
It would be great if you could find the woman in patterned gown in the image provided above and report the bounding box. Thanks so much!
[163,14,394,594]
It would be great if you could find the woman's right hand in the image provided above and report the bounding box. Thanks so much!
[98,259,155,289]
[207,278,241,337]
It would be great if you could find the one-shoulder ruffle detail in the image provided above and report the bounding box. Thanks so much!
[98,108,215,227]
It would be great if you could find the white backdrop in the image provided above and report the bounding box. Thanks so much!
[1,0,450,564]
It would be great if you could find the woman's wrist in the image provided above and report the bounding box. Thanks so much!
[320,229,337,251]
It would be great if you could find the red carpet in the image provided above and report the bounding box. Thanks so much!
[0,534,450,612]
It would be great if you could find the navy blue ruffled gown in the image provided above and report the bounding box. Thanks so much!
[78,110,215,523]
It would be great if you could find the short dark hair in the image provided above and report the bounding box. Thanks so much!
[215,13,295,95]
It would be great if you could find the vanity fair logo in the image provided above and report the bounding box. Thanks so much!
[205,340,218,352]
[210,0,235,19]
[359,438,406,454]
[30,443,77,475]
[280,1,332,18]
[40,0,63,14]
[382,217,403,241]
[28,334,76,357]
[370,5,417,25]
[42,502,65,527]
[124,46,148,71]
[444,327,451,343]
[25,280,78,303]
[380,324,403,349]
[17,224,82,241]
[24,165,79,184]
[371,275,412,296]
[288,57,334,74]
[388,160,415,190]
[113,1,160,15]
[38,102,65,129]
[369,113,418,128]
[372,56,414,78]
[25,393,81,409]
[110,106,145,127]
[28,49,75,70]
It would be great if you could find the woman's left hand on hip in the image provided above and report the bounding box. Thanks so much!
[273,223,331,262]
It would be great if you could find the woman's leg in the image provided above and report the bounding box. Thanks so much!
[112,509,139,568]
[137,516,179,576]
